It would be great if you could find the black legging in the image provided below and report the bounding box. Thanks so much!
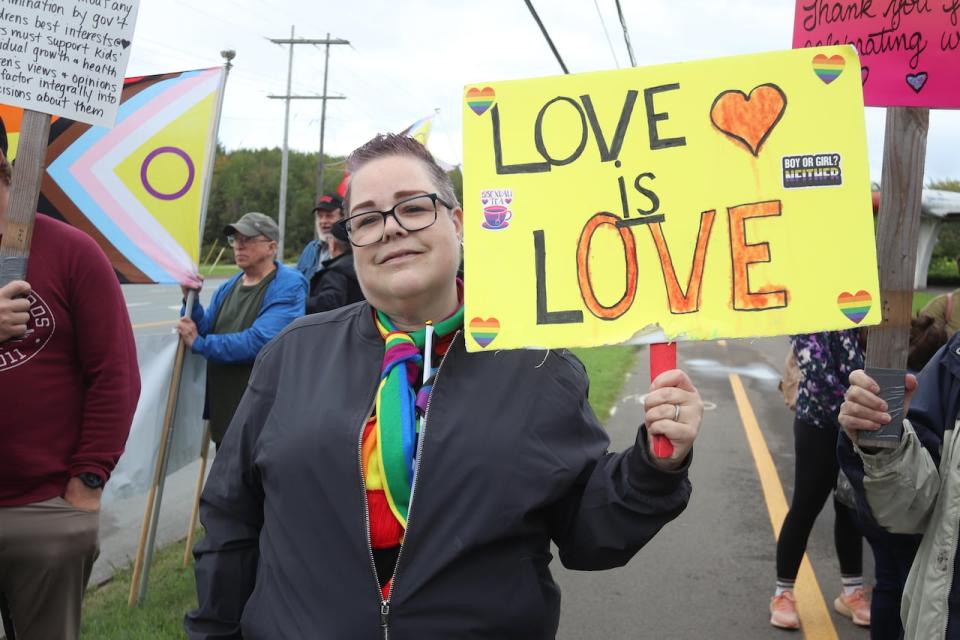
[776,417,863,580]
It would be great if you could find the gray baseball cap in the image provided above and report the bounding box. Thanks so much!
[223,212,280,242]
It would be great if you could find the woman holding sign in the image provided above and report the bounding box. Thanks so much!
[185,134,703,639]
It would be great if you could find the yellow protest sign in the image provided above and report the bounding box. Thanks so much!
[462,46,880,353]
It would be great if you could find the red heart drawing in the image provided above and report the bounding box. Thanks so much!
[710,84,787,157]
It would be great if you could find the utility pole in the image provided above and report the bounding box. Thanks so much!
[268,28,348,258]
[316,32,351,201]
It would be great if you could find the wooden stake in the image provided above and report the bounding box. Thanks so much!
[128,301,192,607]
[200,238,219,268]
[206,247,226,276]
[183,421,212,567]
[0,110,50,287]
[860,106,929,448]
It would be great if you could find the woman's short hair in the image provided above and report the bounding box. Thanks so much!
[0,153,10,187]
[344,134,459,212]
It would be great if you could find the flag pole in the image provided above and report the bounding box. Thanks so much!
[197,51,234,247]
[128,315,192,607]
[181,246,228,567]
[179,49,235,568]
[128,52,236,607]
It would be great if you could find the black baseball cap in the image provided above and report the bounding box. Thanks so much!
[330,220,350,244]
[314,194,343,213]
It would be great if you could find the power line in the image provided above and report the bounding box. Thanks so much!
[266,27,350,257]
[613,0,637,67]
[594,0,621,69]
[523,0,569,74]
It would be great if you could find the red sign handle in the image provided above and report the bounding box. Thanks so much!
[649,343,676,458]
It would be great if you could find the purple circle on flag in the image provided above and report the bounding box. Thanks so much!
[141,147,195,201]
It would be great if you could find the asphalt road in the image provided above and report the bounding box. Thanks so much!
[555,338,871,640]
[116,283,873,639]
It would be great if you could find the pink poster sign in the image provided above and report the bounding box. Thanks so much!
[793,1,960,108]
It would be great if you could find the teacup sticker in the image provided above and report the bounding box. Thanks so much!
[480,189,513,231]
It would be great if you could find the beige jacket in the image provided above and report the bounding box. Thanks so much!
[859,419,959,638]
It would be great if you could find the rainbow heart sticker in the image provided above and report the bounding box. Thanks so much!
[466,87,496,116]
[469,317,500,348]
[837,290,872,324]
[812,54,845,84]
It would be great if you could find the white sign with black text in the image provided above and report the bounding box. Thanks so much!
[0,0,140,127]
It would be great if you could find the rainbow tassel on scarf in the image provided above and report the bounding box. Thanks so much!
[373,307,463,526]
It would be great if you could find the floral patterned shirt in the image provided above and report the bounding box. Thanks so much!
[791,330,864,430]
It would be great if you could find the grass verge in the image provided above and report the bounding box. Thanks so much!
[571,346,639,418]
[914,291,937,315]
[200,263,240,279]
[81,531,201,639]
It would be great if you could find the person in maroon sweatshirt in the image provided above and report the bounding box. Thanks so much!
[0,140,141,640]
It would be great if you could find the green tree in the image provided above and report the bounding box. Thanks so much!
[929,179,960,264]
[203,147,347,263]
[448,165,463,205]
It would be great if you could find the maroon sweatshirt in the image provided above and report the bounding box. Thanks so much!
[0,214,141,506]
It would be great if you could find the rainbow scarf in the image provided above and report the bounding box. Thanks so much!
[373,305,463,526]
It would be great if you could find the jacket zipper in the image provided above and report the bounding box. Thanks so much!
[357,393,390,639]
[365,329,460,639]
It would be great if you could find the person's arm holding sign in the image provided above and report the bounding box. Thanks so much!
[0,280,31,342]
[644,368,703,469]
[548,356,701,570]
[838,356,951,534]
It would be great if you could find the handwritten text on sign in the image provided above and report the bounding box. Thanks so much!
[793,0,960,108]
[0,0,139,126]
[462,47,880,353]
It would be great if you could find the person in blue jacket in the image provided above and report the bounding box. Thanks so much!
[178,212,307,446]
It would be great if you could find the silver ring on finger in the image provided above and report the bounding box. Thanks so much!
[674,403,681,422]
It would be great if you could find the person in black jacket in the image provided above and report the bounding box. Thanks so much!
[306,218,365,314]
[185,134,703,640]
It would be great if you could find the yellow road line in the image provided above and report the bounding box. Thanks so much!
[132,320,176,329]
[729,373,838,640]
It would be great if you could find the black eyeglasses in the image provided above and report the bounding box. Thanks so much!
[339,193,453,247]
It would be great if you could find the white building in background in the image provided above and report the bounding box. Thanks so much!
[872,188,960,288]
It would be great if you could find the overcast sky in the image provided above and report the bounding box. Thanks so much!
[126,0,960,184]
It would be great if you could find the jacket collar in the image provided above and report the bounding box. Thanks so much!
[943,333,960,380]
[356,302,381,344]
[321,253,352,269]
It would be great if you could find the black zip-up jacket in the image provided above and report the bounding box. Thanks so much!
[306,253,364,315]
[185,302,692,639]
